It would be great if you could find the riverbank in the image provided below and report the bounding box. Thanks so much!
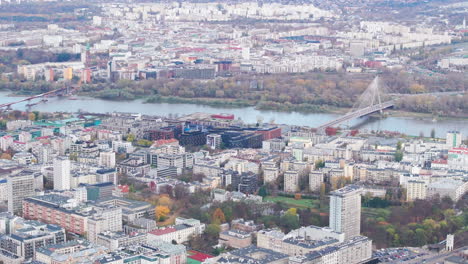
[145,95,329,113]
[143,95,468,119]
[1,90,466,137]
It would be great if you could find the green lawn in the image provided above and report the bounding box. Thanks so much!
[264,196,319,209]
[187,259,202,264]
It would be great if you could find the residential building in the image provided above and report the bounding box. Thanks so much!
[406,180,427,201]
[264,167,279,183]
[329,185,362,240]
[284,170,299,193]
[53,156,71,190]
[35,240,108,264]
[99,151,116,168]
[446,131,462,148]
[96,231,146,251]
[147,218,204,244]
[7,171,35,214]
[219,230,252,249]
[0,220,65,260]
[427,179,468,202]
[309,171,323,192]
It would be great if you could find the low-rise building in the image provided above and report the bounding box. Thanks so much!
[0,220,65,260]
[96,231,147,250]
[219,229,252,249]
[147,218,205,244]
[427,179,468,202]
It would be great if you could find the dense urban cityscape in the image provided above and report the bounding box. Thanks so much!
[0,0,466,263]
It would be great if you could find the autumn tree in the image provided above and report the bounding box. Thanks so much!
[158,195,172,206]
[0,153,12,160]
[28,112,36,121]
[212,208,226,224]
[155,206,170,221]
[319,183,327,208]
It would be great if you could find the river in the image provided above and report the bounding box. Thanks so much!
[0,91,467,138]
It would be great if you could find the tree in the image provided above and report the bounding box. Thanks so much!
[409,83,426,94]
[430,128,436,139]
[126,134,135,142]
[155,206,170,221]
[28,112,36,121]
[174,185,188,200]
[137,139,153,147]
[396,141,402,150]
[205,223,221,238]
[286,208,297,215]
[319,183,326,208]
[159,195,172,206]
[394,150,404,162]
[0,153,12,160]
[258,186,268,198]
[212,208,226,224]
[280,212,300,232]
[315,160,325,169]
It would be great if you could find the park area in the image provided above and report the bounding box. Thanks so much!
[264,195,320,209]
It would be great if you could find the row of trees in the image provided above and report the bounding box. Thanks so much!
[362,197,467,248]
[396,94,468,117]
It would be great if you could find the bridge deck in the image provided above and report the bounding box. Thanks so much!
[317,100,394,131]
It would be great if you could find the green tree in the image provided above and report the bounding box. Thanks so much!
[394,150,403,162]
[414,228,427,246]
[430,128,436,139]
[315,160,325,169]
[280,212,300,232]
[205,223,221,238]
[126,134,136,142]
[396,141,402,150]
[137,139,153,147]
[258,186,268,198]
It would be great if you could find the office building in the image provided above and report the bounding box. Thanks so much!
[329,185,362,240]
[230,171,258,194]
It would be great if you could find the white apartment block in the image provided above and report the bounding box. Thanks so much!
[406,180,427,202]
[53,156,71,190]
[264,167,279,183]
[99,151,116,168]
[284,170,300,193]
[309,171,323,192]
[427,179,468,202]
[7,172,35,214]
[329,185,362,240]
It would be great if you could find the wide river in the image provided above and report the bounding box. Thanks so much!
[1,91,467,138]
